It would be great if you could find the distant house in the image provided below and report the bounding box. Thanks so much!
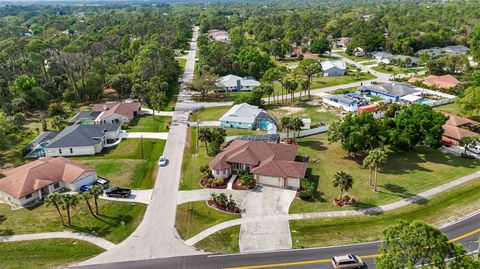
[334,37,350,49]
[371,51,393,62]
[354,47,365,57]
[219,103,277,130]
[216,75,261,92]
[43,124,121,157]
[408,75,461,89]
[323,93,366,112]
[321,60,347,76]
[292,48,320,59]
[209,140,307,189]
[208,29,229,42]
[417,45,469,58]
[442,114,480,146]
[358,82,421,103]
[0,157,97,206]
[70,102,141,125]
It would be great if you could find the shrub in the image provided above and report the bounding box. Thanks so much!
[301,178,316,195]
[238,171,255,188]
[215,177,224,185]
[299,191,313,201]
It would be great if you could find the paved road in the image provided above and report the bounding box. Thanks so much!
[70,211,480,269]
[78,26,202,266]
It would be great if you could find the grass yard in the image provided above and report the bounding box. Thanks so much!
[336,51,370,62]
[127,116,171,133]
[290,177,480,248]
[434,103,480,122]
[175,201,240,240]
[75,138,165,189]
[0,239,104,269]
[178,58,186,70]
[0,200,146,243]
[290,133,480,213]
[194,225,240,253]
[265,101,341,126]
[371,65,427,75]
[180,128,213,190]
[309,72,375,89]
[190,106,231,122]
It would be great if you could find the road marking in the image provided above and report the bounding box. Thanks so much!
[224,228,479,269]
[448,228,480,243]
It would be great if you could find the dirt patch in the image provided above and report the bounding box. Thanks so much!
[277,107,305,115]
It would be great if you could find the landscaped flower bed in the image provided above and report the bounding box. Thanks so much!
[208,193,240,213]
[200,175,228,189]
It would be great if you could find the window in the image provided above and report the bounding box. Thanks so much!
[25,194,32,199]
[69,148,73,154]
[59,149,62,154]
[53,182,60,189]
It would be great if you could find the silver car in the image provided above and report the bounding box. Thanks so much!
[331,254,365,269]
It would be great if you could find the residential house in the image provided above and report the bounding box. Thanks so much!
[70,101,141,125]
[354,47,365,57]
[321,60,347,76]
[417,45,469,58]
[208,29,229,42]
[43,124,121,157]
[334,37,350,49]
[292,48,320,59]
[209,140,307,189]
[408,75,461,89]
[442,114,480,146]
[0,157,97,206]
[371,51,393,62]
[358,82,421,103]
[216,75,261,92]
[323,93,368,112]
[219,103,277,130]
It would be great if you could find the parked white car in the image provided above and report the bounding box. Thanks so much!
[158,156,168,166]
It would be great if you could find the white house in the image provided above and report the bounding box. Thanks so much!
[0,157,97,206]
[70,102,141,125]
[219,103,277,130]
[217,75,261,92]
[321,60,347,76]
[43,124,121,157]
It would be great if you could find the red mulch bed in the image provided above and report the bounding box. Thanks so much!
[232,179,255,190]
[207,200,240,214]
[332,197,356,207]
[200,175,228,189]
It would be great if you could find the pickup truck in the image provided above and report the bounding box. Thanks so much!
[105,187,131,198]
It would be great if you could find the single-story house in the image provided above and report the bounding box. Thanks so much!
[354,47,365,57]
[417,45,469,58]
[0,157,97,206]
[442,114,480,146]
[208,29,229,42]
[43,124,121,157]
[70,101,141,125]
[219,103,277,130]
[370,51,393,62]
[209,140,307,189]
[321,60,346,76]
[24,131,59,158]
[334,37,350,48]
[216,75,261,92]
[293,48,320,59]
[376,54,419,66]
[358,82,421,103]
[408,75,461,89]
[323,92,368,112]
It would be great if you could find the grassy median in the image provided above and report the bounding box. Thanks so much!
[194,225,240,253]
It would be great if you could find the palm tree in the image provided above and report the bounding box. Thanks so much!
[290,117,304,138]
[80,192,96,218]
[44,192,65,226]
[332,171,354,200]
[89,185,104,215]
[363,148,387,192]
[284,79,298,102]
[281,116,291,138]
[198,127,212,156]
[61,194,79,226]
[460,136,478,154]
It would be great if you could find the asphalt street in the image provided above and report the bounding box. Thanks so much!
[71,211,480,269]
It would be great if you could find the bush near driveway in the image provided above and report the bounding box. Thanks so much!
[0,239,104,269]
[0,200,146,244]
[290,133,480,213]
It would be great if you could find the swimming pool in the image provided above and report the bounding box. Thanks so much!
[415,98,433,104]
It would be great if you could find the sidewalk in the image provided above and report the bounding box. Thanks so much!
[0,232,116,250]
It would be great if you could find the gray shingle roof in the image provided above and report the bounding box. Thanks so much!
[358,82,420,97]
[45,124,120,148]
[70,111,101,123]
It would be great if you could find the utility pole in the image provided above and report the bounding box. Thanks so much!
[141,135,144,159]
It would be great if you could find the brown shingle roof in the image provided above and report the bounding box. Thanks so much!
[442,124,479,141]
[209,141,307,178]
[0,157,95,198]
[444,114,480,127]
[408,75,460,89]
[92,102,141,120]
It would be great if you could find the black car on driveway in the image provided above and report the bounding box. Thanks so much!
[105,187,131,198]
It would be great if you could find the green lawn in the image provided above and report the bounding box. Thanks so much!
[75,138,165,189]
[190,106,231,122]
[194,225,240,253]
[0,200,146,243]
[336,51,370,62]
[434,103,480,122]
[180,128,213,190]
[265,102,341,126]
[290,133,480,213]
[371,65,427,75]
[291,177,480,248]
[175,201,240,240]
[178,58,186,70]
[0,239,104,269]
[126,116,171,133]
[309,72,375,89]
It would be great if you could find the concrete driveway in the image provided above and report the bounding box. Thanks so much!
[100,189,153,204]
[239,186,297,252]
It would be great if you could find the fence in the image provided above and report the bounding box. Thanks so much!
[279,125,330,139]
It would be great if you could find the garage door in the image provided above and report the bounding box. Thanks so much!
[257,175,283,188]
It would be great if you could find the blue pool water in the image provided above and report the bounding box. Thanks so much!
[415,98,433,104]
